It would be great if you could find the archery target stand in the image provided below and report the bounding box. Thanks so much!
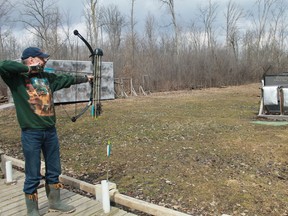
[46,60,114,103]
[114,75,150,99]
[258,72,288,121]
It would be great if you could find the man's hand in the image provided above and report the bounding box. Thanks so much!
[86,75,93,83]
[28,64,43,74]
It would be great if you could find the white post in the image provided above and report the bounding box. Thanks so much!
[5,161,13,183]
[101,180,110,213]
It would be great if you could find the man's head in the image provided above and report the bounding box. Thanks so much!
[21,47,50,66]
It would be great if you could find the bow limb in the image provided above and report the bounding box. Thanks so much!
[71,81,93,122]
[73,30,94,57]
[70,30,94,122]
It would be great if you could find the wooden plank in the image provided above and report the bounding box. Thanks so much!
[2,155,46,176]
[0,192,24,215]
[61,195,89,210]
[59,174,97,195]
[95,207,129,216]
[17,190,76,216]
[3,187,71,216]
[0,168,139,216]
[0,183,23,197]
[111,209,130,216]
[111,192,191,216]
[3,155,25,169]
[0,171,25,193]
[2,188,48,216]
[0,176,26,213]
[0,190,24,208]
[42,193,86,216]
[69,199,102,215]
[124,213,140,216]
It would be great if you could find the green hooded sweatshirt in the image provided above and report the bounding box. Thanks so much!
[0,60,88,129]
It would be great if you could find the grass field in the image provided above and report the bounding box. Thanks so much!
[1,83,288,215]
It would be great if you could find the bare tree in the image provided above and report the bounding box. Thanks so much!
[0,0,11,22]
[84,0,100,48]
[100,4,125,59]
[142,12,158,90]
[187,21,203,53]
[244,0,281,79]
[0,0,20,97]
[250,0,278,51]
[267,0,288,67]
[197,0,219,87]
[224,0,244,60]
[0,0,14,59]
[21,0,61,53]
[129,0,136,69]
[159,0,179,55]
[117,0,137,80]
[144,12,158,49]
[59,9,78,60]
[199,0,218,49]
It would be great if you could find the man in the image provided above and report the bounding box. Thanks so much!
[0,47,92,215]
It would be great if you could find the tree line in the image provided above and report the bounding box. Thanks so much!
[1,0,288,95]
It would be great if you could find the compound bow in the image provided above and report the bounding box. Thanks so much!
[71,30,103,122]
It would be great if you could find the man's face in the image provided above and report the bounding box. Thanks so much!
[27,56,48,67]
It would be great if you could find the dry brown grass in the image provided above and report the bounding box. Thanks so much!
[1,83,288,215]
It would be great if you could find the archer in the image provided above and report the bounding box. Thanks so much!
[0,47,92,216]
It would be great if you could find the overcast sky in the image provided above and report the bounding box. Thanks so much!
[8,0,273,46]
[56,0,253,32]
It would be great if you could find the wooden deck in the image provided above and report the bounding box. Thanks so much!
[0,170,137,216]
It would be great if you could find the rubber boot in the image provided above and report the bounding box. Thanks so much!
[25,192,40,216]
[45,183,76,213]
